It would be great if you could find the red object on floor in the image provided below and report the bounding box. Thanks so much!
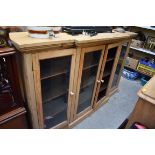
[130,122,148,129]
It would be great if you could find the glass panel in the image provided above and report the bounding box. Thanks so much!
[40,56,71,128]
[97,75,110,101]
[97,47,118,101]
[77,50,101,114]
[40,56,71,80]
[111,43,128,88]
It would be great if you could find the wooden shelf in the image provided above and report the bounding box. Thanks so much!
[105,58,114,66]
[44,109,67,129]
[83,51,101,69]
[81,76,95,90]
[40,55,71,80]
[41,73,69,103]
[80,65,97,89]
[77,99,91,114]
[42,91,67,104]
[41,83,68,104]
[79,85,93,106]
[41,70,69,80]
[99,84,107,92]
[78,84,93,113]
[83,63,98,71]
[106,57,114,62]
[103,65,112,78]
[43,96,67,118]
[130,46,155,56]
[103,70,111,78]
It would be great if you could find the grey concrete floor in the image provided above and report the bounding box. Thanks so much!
[74,77,142,129]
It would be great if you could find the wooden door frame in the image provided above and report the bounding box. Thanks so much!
[32,48,76,128]
[93,42,123,108]
[72,45,105,121]
[109,39,132,95]
[115,40,131,88]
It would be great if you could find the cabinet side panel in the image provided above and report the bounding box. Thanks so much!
[21,53,39,128]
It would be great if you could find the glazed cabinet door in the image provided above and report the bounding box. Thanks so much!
[32,49,76,128]
[93,43,122,108]
[73,45,105,120]
[109,41,131,95]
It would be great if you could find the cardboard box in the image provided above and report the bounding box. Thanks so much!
[125,57,139,70]
[131,39,144,48]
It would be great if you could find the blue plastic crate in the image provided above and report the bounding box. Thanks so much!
[139,58,155,69]
[122,69,139,80]
[137,58,155,76]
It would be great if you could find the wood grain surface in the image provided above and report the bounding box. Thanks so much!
[9,32,137,52]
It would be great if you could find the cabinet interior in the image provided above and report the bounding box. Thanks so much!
[40,55,71,128]
[36,43,128,128]
[77,50,102,114]
[97,47,118,101]
[111,44,128,88]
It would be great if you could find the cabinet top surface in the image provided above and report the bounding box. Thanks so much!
[9,31,136,52]
[138,75,155,105]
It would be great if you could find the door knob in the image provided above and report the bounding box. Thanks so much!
[101,80,104,83]
[70,92,75,95]
[97,80,100,83]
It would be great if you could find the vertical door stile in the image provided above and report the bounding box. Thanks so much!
[73,48,85,120]
[32,53,44,128]
[67,50,76,124]
[69,48,82,122]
